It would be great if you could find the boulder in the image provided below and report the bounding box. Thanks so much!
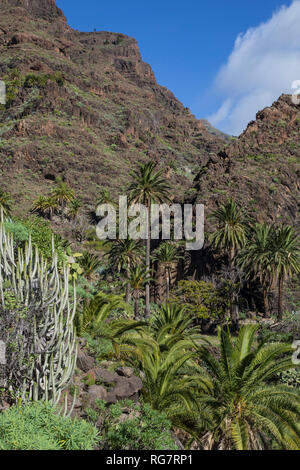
[77,348,95,373]
[116,366,134,378]
[87,385,107,407]
[94,367,118,384]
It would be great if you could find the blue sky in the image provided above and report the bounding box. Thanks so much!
[57,0,300,135]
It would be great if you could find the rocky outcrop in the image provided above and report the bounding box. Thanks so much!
[75,347,143,411]
[0,0,66,20]
[192,94,300,231]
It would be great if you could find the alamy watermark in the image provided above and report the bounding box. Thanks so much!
[291,80,300,105]
[292,340,300,365]
[0,80,6,105]
[96,196,204,250]
[0,340,6,365]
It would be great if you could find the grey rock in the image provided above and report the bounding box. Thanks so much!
[94,367,118,384]
[77,348,95,373]
[116,366,134,378]
[87,385,107,406]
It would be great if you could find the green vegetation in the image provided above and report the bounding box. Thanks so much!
[171,280,227,320]
[0,166,299,451]
[0,402,98,450]
[85,400,177,450]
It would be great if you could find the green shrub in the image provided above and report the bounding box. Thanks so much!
[0,402,98,450]
[24,72,64,88]
[4,221,30,244]
[170,280,227,320]
[86,400,178,450]
[277,369,300,388]
[5,217,66,262]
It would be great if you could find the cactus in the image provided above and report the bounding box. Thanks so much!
[0,212,77,408]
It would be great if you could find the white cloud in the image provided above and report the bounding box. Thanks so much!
[207,0,300,135]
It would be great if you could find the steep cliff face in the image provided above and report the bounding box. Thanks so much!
[0,0,227,217]
[193,94,300,229]
[0,0,65,20]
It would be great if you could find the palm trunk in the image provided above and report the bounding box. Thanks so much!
[145,202,151,318]
[134,295,139,320]
[263,286,269,317]
[125,283,131,303]
[126,261,131,303]
[166,267,170,300]
[229,246,238,327]
[277,274,284,321]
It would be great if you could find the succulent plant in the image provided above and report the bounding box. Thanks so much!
[0,211,77,409]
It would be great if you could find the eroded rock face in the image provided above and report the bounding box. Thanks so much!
[0,0,65,20]
[76,348,95,373]
[192,94,300,231]
[0,0,227,221]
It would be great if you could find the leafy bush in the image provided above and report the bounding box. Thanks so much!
[4,217,66,262]
[0,402,98,450]
[170,280,227,320]
[4,221,30,244]
[277,369,300,388]
[86,400,178,450]
[24,72,64,88]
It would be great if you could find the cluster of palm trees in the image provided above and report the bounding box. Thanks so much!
[103,165,299,322]
[91,302,300,450]
[31,180,82,220]
[2,160,299,321]
[210,199,300,320]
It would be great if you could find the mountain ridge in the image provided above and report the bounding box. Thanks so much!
[0,0,227,221]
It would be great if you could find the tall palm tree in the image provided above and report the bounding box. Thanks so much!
[209,199,247,324]
[152,242,182,300]
[271,225,300,320]
[128,162,171,317]
[238,223,275,316]
[209,198,247,268]
[0,190,12,216]
[195,325,300,450]
[126,265,152,319]
[107,239,143,302]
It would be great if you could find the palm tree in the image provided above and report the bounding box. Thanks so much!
[128,162,171,317]
[238,223,275,316]
[31,196,59,219]
[209,199,247,324]
[271,225,300,320]
[126,265,152,319]
[79,251,102,280]
[209,198,247,268]
[50,181,75,208]
[96,189,116,208]
[195,325,300,450]
[107,239,143,302]
[68,197,82,220]
[152,242,182,300]
[117,333,200,416]
[75,292,132,335]
[0,190,12,216]
[150,303,203,350]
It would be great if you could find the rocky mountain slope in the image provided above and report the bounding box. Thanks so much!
[193,94,300,230]
[0,0,299,235]
[0,0,227,216]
